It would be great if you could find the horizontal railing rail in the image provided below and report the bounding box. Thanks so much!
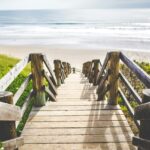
[82,51,150,150]
[0,53,71,149]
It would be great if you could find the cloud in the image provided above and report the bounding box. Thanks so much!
[0,0,150,9]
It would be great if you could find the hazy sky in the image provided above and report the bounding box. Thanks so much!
[0,0,150,10]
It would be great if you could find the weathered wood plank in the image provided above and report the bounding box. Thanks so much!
[22,127,132,136]
[25,120,129,128]
[120,52,150,88]
[43,70,57,95]
[45,86,56,102]
[97,52,110,84]
[118,89,140,129]
[13,74,32,104]
[28,114,126,122]
[0,102,21,121]
[30,110,124,116]
[42,54,57,86]
[20,90,33,117]
[20,143,136,150]
[119,71,142,104]
[0,56,29,91]
[45,101,107,105]
[32,104,120,111]
[22,134,133,144]
[2,136,24,150]
[22,72,135,150]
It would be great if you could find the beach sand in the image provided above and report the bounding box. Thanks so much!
[0,45,149,68]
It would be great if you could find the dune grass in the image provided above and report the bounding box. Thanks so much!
[0,54,33,141]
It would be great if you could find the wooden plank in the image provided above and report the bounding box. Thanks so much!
[56,94,97,99]
[13,74,32,104]
[28,114,127,122]
[42,54,57,86]
[45,101,107,105]
[22,134,133,144]
[22,127,132,136]
[25,120,129,128]
[119,71,142,104]
[45,86,56,102]
[0,102,21,121]
[20,143,136,150]
[20,90,33,117]
[32,104,120,111]
[2,137,24,150]
[0,56,29,91]
[56,98,97,101]
[30,110,124,116]
[43,70,57,95]
[120,52,150,88]
[118,89,140,129]
[97,52,110,84]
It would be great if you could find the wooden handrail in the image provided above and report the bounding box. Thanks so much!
[97,52,110,84]
[0,53,72,149]
[43,54,57,86]
[118,88,140,128]
[83,51,150,134]
[120,52,150,88]
[133,89,150,149]
[0,56,30,91]
[13,74,32,104]
[119,71,142,104]
[132,136,150,150]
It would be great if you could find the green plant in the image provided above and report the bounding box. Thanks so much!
[0,55,33,134]
[0,141,3,150]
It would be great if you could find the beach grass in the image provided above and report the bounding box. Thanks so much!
[0,54,33,136]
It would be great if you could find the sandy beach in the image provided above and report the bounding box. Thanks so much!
[0,44,149,68]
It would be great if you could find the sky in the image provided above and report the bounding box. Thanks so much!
[0,0,150,10]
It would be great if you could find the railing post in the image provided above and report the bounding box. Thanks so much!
[92,59,100,86]
[108,52,120,105]
[62,62,68,78]
[0,91,17,141]
[54,60,62,86]
[30,53,46,106]
[140,89,150,144]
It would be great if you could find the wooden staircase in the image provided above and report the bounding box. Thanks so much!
[21,72,135,150]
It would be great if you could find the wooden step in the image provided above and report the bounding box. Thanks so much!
[28,114,126,122]
[25,120,130,128]
[20,143,136,150]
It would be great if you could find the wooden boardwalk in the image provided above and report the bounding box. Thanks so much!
[21,72,135,150]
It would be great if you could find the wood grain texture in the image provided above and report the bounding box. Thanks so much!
[20,143,136,150]
[0,102,21,121]
[22,72,135,150]
[0,56,29,91]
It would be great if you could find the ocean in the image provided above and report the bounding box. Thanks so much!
[0,9,150,51]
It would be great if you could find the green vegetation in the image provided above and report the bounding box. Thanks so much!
[0,54,33,135]
[0,141,3,150]
[119,61,150,135]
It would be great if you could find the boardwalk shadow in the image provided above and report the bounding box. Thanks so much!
[82,100,135,150]
[79,74,134,149]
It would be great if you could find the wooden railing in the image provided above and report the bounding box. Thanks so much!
[82,51,150,150]
[0,53,71,149]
